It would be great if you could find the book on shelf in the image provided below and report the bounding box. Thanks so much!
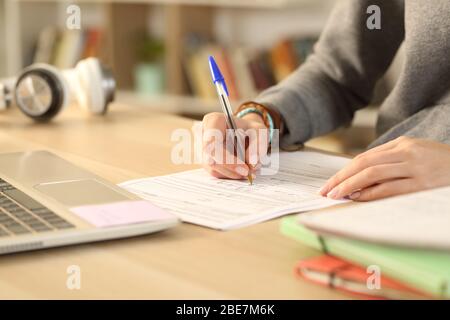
[33,26,104,68]
[33,26,59,64]
[185,45,217,101]
[270,39,299,83]
[182,35,318,102]
[81,28,104,60]
[210,46,240,101]
[53,30,85,69]
[230,47,259,100]
[248,51,276,92]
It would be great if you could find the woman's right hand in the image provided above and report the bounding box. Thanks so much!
[201,112,269,179]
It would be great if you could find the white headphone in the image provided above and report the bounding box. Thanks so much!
[0,58,115,121]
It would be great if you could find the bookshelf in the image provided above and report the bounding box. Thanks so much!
[1,0,391,153]
[117,90,217,117]
[1,2,334,77]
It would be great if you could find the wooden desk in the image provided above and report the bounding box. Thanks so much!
[0,103,348,299]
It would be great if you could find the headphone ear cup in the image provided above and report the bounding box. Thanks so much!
[14,66,68,121]
[75,58,107,114]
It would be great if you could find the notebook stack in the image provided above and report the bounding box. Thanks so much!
[281,186,450,299]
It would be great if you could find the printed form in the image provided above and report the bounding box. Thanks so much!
[120,151,351,230]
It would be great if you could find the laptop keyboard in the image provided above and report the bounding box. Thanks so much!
[0,179,74,237]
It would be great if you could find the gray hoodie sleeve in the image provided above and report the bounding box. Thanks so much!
[370,104,450,148]
[255,0,404,147]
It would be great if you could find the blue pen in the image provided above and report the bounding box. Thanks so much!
[208,56,253,185]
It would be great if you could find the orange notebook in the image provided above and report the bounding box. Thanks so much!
[270,40,299,82]
[295,255,430,300]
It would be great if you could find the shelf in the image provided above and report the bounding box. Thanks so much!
[117,91,380,128]
[117,91,379,128]
[116,91,223,117]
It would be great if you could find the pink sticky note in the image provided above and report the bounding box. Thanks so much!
[70,200,174,228]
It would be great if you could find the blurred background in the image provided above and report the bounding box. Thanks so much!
[0,0,404,155]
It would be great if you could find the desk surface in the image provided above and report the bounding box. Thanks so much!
[0,103,348,299]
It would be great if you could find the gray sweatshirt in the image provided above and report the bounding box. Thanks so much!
[256,0,450,149]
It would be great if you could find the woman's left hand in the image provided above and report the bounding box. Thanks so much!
[319,136,450,201]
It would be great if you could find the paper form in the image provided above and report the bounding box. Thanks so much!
[119,151,351,230]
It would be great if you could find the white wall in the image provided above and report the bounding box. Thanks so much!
[213,4,335,48]
[145,1,336,48]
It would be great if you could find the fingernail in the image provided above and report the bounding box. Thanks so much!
[235,166,249,177]
[327,188,339,199]
[249,163,261,171]
[318,185,328,195]
[349,191,361,200]
[249,155,259,165]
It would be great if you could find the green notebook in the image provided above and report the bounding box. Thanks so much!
[281,216,450,298]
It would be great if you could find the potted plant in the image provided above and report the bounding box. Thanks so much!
[134,32,165,95]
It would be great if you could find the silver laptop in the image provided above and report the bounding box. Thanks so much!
[0,151,178,255]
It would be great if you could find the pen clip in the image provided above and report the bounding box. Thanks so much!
[218,80,229,97]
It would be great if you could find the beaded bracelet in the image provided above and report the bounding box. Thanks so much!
[235,107,275,145]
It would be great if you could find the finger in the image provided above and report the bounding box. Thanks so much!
[254,129,270,161]
[251,162,262,173]
[202,112,227,131]
[245,132,261,168]
[204,130,238,166]
[204,126,253,176]
[205,166,247,180]
[203,146,249,180]
[234,128,248,164]
[210,163,246,180]
[319,148,405,196]
[203,139,221,164]
[233,116,252,130]
[202,151,216,167]
[248,128,271,173]
[214,146,251,178]
[326,163,411,200]
[203,113,248,135]
[350,178,416,201]
[354,137,401,159]
[203,165,229,179]
[202,113,227,149]
[202,131,222,153]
